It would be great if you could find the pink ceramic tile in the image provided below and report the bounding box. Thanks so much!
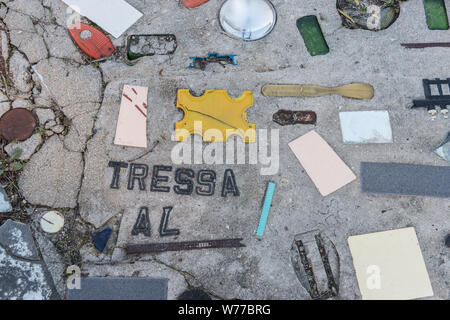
[288,130,356,196]
[114,85,148,148]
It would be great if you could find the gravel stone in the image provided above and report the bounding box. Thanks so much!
[19,135,83,208]
[5,133,42,160]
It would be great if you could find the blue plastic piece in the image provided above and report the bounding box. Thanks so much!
[188,53,238,69]
[92,227,113,252]
[256,182,276,237]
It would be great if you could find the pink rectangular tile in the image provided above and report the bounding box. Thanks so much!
[114,85,148,148]
[288,130,356,196]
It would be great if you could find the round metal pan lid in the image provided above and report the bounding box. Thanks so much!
[219,0,277,41]
[0,108,37,142]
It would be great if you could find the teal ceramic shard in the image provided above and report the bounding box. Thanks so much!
[296,15,329,56]
[423,0,449,30]
[256,182,276,237]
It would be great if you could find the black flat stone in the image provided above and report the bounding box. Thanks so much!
[178,289,212,300]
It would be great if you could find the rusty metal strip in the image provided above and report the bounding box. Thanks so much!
[294,239,320,299]
[315,234,339,298]
[126,238,245,254]
[291,231,340,300]
[401,42,450,49]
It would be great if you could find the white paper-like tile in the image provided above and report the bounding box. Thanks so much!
[114,85,148,148]
[62,0,143,38]
[339,111,393,144]
[348,227,434,300]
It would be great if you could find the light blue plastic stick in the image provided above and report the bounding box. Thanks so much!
[256,182,276,237]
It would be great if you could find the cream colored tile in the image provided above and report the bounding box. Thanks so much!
[348,227,434,300]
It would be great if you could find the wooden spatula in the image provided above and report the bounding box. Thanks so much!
[262,83,374,100]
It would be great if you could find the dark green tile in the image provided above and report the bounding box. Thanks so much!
[296,15,329,56]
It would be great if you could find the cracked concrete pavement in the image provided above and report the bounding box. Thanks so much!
[0,0,449,300]
[0,219,60,299]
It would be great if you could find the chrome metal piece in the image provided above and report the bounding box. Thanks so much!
[219,0,277,41]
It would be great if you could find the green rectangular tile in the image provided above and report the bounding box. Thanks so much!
[296,15,329,56]
[423,0,449,30]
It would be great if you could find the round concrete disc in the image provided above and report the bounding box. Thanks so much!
[40,211,64,233]
[0,108,37,142]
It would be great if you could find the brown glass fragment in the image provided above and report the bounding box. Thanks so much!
[0,108,37,142]
[273,110,317,126]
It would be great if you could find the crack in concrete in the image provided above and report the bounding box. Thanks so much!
[0,1,109,291]
[2,3,103,163]
[74,71,106,206]
[151,256,225,300]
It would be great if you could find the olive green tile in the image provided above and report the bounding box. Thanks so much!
[423,0,449,30]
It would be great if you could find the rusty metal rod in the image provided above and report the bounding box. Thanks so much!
[126,238,246,254]
[401,42,450,49]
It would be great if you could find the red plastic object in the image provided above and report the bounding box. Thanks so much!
[182,0,210,8]
[69,23,115,60]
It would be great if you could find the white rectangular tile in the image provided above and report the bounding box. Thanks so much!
[339,111,393,144]
[62,0,143,38]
